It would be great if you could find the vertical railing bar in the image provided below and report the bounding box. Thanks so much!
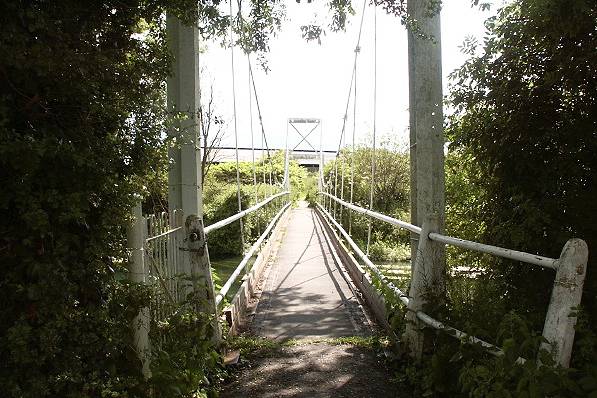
[167,210,173,301]
[160,212,168,313]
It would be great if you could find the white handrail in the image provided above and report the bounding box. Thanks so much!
[415,312,513,360]
[145,226,182,243]
[316,203,410,305]
[316,203,511,359]
[319,191,422,235]
[205,191,289,235]
[429,233,557,269]
[215,201,291,306]
[320,191,557,270]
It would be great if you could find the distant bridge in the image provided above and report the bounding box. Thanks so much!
[212,146,337,171]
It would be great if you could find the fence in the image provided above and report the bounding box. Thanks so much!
[144,209,184,322]
[317,191,588,368]
[126,191,290,377]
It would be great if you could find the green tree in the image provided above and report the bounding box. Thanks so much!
[325,144,410,250]
[0,1,293,396]
[447,0,597,350]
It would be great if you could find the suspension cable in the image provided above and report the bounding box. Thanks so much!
[246,53,262,238]
[261,112,266,199]
[247,54,258,206]
[234,0,266,204]
[339,117,346,221]
[334,0,367,158]
[229,0,245,253]
[327,0,368,221]
[349,59,357,235]
[247,61,276,196]
[366,1,378,256]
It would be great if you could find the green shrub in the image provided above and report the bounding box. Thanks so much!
[203,181,283,258]
[323,145,411,245]
[150,305,224,397]
[392,312,597,398]
[0,2,180,395]
[368,240,410,263]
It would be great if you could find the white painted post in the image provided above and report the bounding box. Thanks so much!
[541,238,588,367]
[166,15,201,215]
[167,14,220,341]
[181,215,221,341]
[173,209,185,303]
[404,214,443,359]
[407,0,445,274]
[127,202,151,378]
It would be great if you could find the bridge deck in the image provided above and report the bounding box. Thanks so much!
[222,206,406,397]
[252,206,369,340]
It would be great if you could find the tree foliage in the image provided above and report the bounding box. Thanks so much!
[324,144,411,254]
[0,0,298,396]
[200,151,307,257]
[0,2,177,395]
[381,1,597,396]
[446,0,597,370]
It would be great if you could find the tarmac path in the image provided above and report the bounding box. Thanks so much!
[222,207,407,398]
[251,206,369,340]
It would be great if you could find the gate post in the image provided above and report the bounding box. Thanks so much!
[167,13,220,340]
[180,215,221,342]
[407,0,445,273]
[127,201,151,378]
[541,238,588,367]
[404,214,443,360]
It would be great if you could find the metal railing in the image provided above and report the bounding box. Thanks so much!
[143,209,184,321]
[320,192,422,235]
[204,191,289,234]
[215,201,291,306]
[320,192,557,268]
[318,191,588,367]
[132,191,290,323]
[316,202,501,355]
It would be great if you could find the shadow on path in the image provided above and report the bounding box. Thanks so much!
[251,208,367,340]
[221,208,411,397]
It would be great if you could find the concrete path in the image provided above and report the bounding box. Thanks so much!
[222,343,406,398]
[222,207,408,397]
[251,207,369,340]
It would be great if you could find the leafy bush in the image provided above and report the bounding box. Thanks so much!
[437,0,597,394]
[392,312,597,397]
[203,179,285,258]
[368,240,409,263]
[0,1,183,395]
[302,173,319,206]
[323,144,411,247]
[447,0,597,327]
[150,305,224,397]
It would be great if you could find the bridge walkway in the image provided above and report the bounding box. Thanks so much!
[252,205,369,339]
[222,205,407,397]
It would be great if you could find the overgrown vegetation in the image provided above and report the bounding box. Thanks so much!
[0,1,295,396]
[202,151,308,258]
[149,297,225,397]
[323,143,411,263]
[227,334,388,358]
[378,0,597,396]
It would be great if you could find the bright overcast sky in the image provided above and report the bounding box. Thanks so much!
[201,0,500,152]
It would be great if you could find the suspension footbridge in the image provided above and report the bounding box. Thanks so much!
[125,0,589,395]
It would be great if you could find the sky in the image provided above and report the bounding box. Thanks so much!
[201,0,500,152]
